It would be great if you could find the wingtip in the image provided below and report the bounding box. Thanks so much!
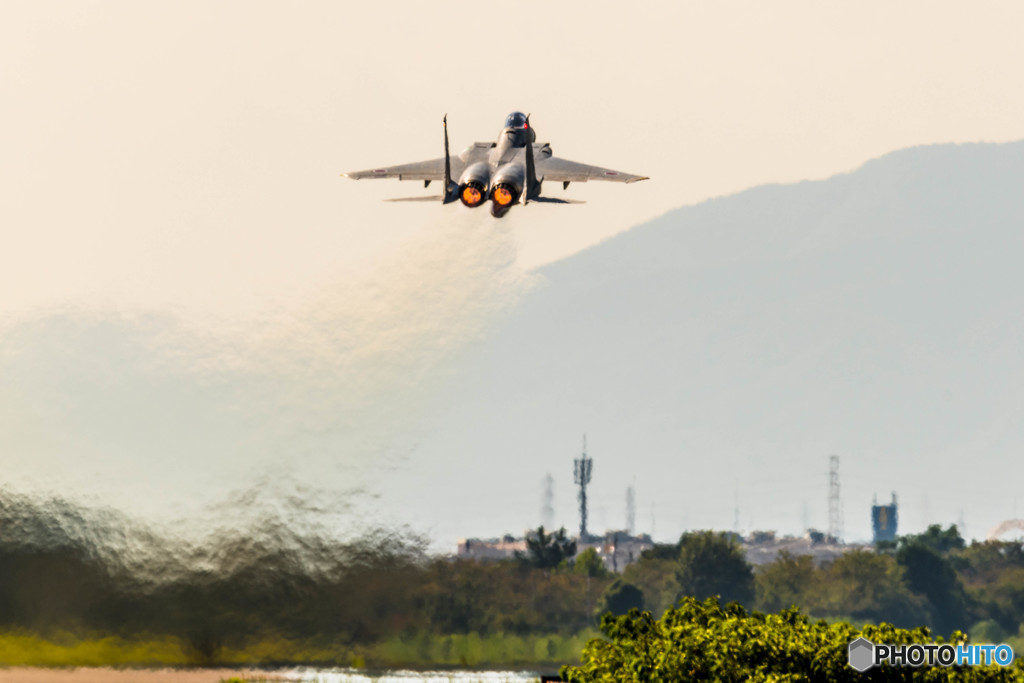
[627,176,650,184]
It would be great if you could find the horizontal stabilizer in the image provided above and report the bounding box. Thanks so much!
[527,196,586,205]
[383,195,446,202]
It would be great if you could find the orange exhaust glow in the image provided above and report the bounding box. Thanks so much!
[493,186,513,206]
[462,186,482,206]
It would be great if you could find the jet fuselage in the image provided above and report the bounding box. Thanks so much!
[454,117,540,216]
[344,111,647,217]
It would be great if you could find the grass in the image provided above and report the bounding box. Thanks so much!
[362,630,598,668]
[0,630,187,667]
[0,629,598,669]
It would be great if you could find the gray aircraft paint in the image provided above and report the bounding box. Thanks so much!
[344,112,648,217]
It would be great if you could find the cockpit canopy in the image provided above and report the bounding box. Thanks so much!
[504,111,528,129]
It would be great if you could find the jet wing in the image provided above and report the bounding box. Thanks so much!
[344,157,466,181]
[534,157,648,184]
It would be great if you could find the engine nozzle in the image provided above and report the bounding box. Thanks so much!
[459,182,486,208]
[492,184,516,207]
[457,162,491,208]
[490,183,519,217]
[489,162,524,217]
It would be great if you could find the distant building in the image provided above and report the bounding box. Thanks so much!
[456,534,527,561]
[459,528,873,570]
[456,529,653,572]
[872,493,899,544]
[576,530,654,573]
[742,530,869,566]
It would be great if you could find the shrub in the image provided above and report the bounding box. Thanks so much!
[561,596,1024,682]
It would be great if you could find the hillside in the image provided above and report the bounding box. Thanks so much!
[407,141,1024,545]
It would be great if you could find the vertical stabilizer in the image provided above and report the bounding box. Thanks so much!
[442,114,456,203]
[523,114,541,203]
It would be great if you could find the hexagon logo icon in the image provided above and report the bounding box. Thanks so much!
[848,637,875,672]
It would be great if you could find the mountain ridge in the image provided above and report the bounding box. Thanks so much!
[410,138,1024,544]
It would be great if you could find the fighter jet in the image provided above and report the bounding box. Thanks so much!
[343,112,648,217]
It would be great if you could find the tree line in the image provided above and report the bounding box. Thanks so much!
[2,489,1023,667]
[622,525,1024,645]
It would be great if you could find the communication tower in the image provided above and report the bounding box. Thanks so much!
[626,481,636,535]
[733,480,740,534]
[574,435,593,539]
[828,454,843,542]
[541,473,555,529]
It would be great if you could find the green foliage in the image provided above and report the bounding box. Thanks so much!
[897,542,970,636]
[521,526,578,570]
[419,558,613,636]
[972,568,1024,634]
[7,489,1024,670]
[640,543,680,561]
[821,550,931,627]
[970,620,1009,644]
[598,580,644,617]
[561,597,1024,682]
[574,548,609,578]
[622,555,679,618]
[959,541,1024,634]
[755,549,931,628]
[676,531,755,606]
[902,525,968,556]
[755,551,816,614]
[754,537,1024,639]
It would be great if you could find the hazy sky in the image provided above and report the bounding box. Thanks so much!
[3,2,1024,543]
